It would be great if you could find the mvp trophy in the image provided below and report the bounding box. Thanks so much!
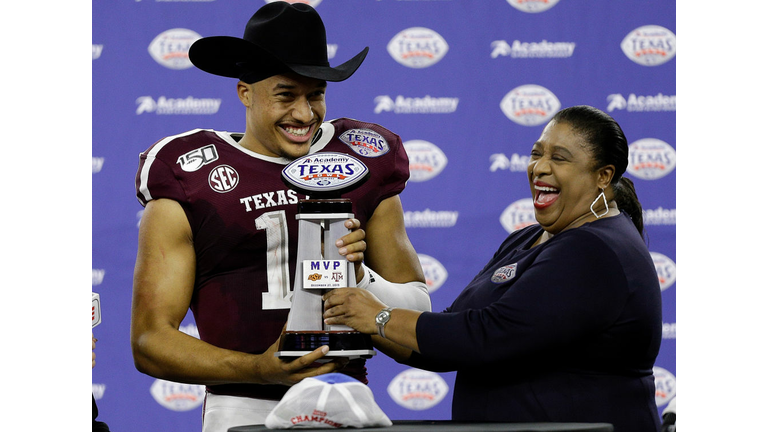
[276,152,376,360]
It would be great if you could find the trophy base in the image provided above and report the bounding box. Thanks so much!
[275,331,376,361]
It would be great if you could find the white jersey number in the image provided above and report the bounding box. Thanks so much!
[256,211,293,309]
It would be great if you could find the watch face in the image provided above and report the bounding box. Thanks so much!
[376,310,389,325]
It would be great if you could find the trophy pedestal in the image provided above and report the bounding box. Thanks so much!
[275,331,375,361]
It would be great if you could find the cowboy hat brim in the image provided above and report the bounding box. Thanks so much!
[189,36,369,83]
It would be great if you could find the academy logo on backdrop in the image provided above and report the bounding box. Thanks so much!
[643,207,676,226]
[490,153,530,172]
[500,85,561,126]
[148,28,202,70]
[653,367,676,407]
[621,25,676,66]
[403,209,459,228]
[374,95,459,114]
[650,252,676,292]
[491,40,575,58]
[339,128,390,157]
[626,138,676,180]
[387,27,449,68]
[505,0,560,13]
[500,198,537,233]
[387,369,449,410]
[150,379,206,412]
[606,93,676,112]
[418,254,448,293]
[136,96,222,115]
[404,140,448,182]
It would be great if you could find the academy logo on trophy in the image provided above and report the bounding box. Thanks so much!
[276,152,376,360]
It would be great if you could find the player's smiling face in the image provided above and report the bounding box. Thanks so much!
[527,120,603,234]
[238,72,327,159]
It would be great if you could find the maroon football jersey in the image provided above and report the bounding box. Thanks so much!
[135,118,409,399]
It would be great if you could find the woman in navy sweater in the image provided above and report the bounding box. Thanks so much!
[324,105,662,432]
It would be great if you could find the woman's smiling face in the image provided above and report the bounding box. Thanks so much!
[528,120,605,235]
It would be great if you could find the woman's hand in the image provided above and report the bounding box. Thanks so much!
[322,288,386,334]
[335,218,367,283]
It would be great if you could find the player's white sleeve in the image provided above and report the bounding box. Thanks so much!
[357,263,432,312]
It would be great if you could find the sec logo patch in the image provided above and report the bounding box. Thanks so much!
[208,165,239,193]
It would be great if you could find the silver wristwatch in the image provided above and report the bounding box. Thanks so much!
[375,307,393,338]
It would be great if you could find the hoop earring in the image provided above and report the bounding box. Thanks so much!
[590,188,609,219]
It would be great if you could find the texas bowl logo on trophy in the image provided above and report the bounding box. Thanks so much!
[277,152,376,360]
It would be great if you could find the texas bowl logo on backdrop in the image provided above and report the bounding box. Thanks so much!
[621,25,676,66]
[500,198,537,233]
[650,251,676,292]
[626,138,676,180]
[148,28,202,70]
[404,140,448,182]
[653,366,676,407]
[387,27,449,68]
[150,379,206,411]
[500,85,561,126]
[506,0,561,13]
[388,369,449,410]
[418,254,448,293]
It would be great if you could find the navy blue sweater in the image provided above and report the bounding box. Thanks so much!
[408,213,662,431]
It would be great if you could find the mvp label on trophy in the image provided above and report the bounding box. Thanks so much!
[303,260,348,289]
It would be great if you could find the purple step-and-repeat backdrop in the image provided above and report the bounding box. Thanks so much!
[92,1,675,430]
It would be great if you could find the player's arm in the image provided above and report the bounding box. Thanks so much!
[131,198,343,386]
[352,195,429,361]
[363,195,424,285]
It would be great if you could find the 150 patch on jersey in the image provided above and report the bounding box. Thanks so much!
[177,144,219,172]
[491,264,518,283]
[339,128,390,157]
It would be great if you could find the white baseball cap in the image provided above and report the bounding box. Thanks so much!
[265,373,392,429]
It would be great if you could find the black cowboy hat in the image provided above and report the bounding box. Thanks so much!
[188,1,368,83]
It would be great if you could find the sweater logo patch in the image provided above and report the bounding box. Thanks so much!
[491,263,517,283]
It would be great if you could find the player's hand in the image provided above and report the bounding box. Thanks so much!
[258,332,348,386]
[92,333,97,369]
[322,288,386,335]
[336,218,366,283]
